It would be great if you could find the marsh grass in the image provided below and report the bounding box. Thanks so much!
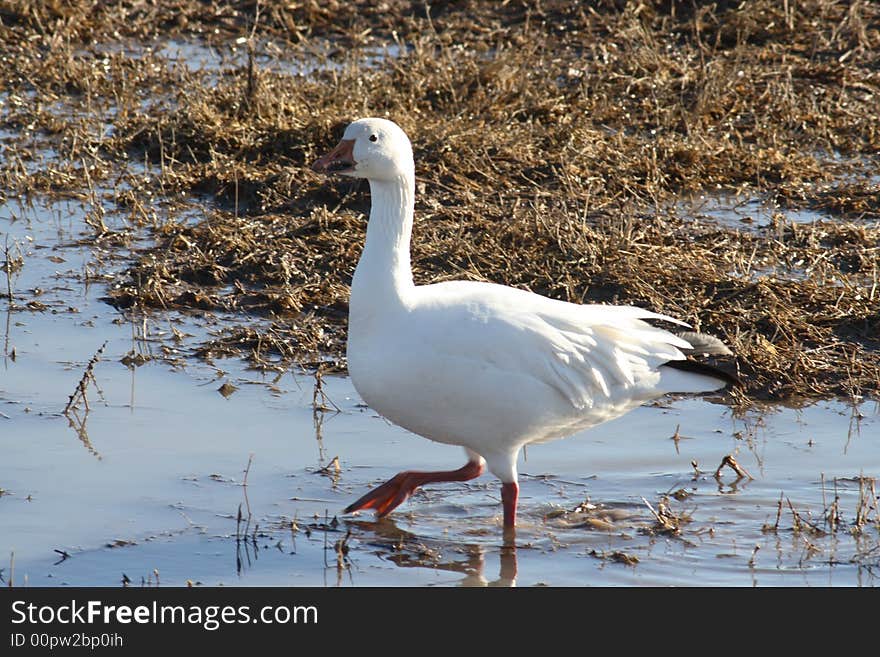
[1,1,878,401]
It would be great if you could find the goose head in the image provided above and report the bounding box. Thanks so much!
[312,118,414,181]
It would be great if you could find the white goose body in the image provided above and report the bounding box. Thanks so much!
[313,117,735,531]
[349,278,717,475]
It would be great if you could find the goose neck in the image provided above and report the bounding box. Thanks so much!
[353,173,416,305]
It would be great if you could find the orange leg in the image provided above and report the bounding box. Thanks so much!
[501,482,518,528]
[344,460,485,518]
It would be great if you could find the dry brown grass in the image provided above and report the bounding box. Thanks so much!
[1,0,878,401]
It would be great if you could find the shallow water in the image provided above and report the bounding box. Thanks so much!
[2,193,878,587]
[682,192,828,231]
[150,38,403,78]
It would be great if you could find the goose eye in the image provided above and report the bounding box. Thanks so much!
[369,134,378,142]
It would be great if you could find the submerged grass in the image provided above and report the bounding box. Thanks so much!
[1,0,879,401]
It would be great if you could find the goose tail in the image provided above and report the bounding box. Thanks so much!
[661,358,741,391]
[659,330,741,392]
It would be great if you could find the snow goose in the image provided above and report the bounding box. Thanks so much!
[312,117,738,533]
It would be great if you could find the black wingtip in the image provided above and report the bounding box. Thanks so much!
[675,330,733,356]
[663,358,742,389]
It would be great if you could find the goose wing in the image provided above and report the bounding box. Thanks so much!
[415,281,694,410]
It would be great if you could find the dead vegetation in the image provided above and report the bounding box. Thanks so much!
[758,476,880,568]
[1,1,879,401]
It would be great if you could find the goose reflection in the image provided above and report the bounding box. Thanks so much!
[345,518,518,587]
